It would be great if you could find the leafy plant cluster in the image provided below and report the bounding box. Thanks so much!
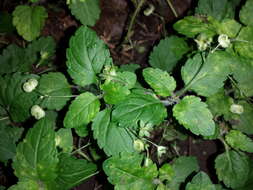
[0,0,253,189]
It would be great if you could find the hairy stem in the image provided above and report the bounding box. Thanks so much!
[166,0,178,18]
[124,0,146,43]
[0,117,9,121]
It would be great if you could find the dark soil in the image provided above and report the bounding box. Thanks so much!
[0,0,226,189]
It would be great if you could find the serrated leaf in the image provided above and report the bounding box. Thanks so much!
[0,44,32,75]
[92,109,135,156]
[240,0,253,26]
[230,57,253,97]
[182,52,231,97]
[64,92,100,129]
[168,156,199,189]
[225,130,253,153]
[234,26,253,59]
[103,153,158,190]
[186,172,216,190]
[55,128,73,153]
[173,16,216,38]
[26,36,56,67]
[0,73,38,122]
[173,96,215,136]
[12,117,58,184]
[149,36,189,72]
[12,5,48,41]
[54,153,97,190]
[8,180,40,190]
[215,151,250,188]
[0,125,23,163]
[195,0,234,21]
[206,89,233,118]
[112,90,167,128]
[230,101,253,135]
[217,19,241,38]
[37,72,72,110]
[69,0,100,26]
[101,71,136,104]
[143,68,176,97]
[66,26,112,86]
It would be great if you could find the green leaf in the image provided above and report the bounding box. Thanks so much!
[159,164,174,182]
[12,5,48,41]
[240,0,253,26]
[103,153,158,190]
[0,125,23,163]
[0,12,15,33]
[173,95,215,136]
[0,44,32,75]
[149,36,189,72]
[8,180,40,190]
[12,117,58,184]
[230,101,253,135]
[236,159,253,190]
[119,64,140,72]
[37,72,72,110]
[173,16,216,38]
[206,89,233,118]
[69,0,100,26]
[215,151,250,188]
[92,109,135,156]
[168,156,199,189]
[66,26,112,86]
[181,52,231,97]
[26,36,56,67]
[0,73,38,122]
[54,153,97,190]
[143,68,176,97]
[112,90,167,128]
[64,92,100,129]
[230,56,253,97]
[195,0,234,21]
[101,71,136,104]
[55,128,73,153]
[75,126,89,137]
[225,130,253,153]
[234,26,253,59]
[186,172,216,190]
[217,19,241,38]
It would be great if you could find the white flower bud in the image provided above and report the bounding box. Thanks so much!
[218,34,230,48]
[31,105,45,120]
[23,78,38,93]
[157,146,167,157]
[230,104,244,114]
[133,139,145,152]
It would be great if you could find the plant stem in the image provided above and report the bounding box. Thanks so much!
[166,0,178,18]
[219,137,232,166]
[0,117,9,121]
[124,0,146,43]
[71,142,91,155]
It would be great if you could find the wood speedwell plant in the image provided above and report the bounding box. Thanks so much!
[0,0,253,189]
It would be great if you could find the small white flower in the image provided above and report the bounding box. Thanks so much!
[194,34,212,51]
[23,78,38,93]
[218,34,230,48]
[157,146,167,157]
[31,105,45,120]
[133,139,145,152]
[230,104,244,114]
